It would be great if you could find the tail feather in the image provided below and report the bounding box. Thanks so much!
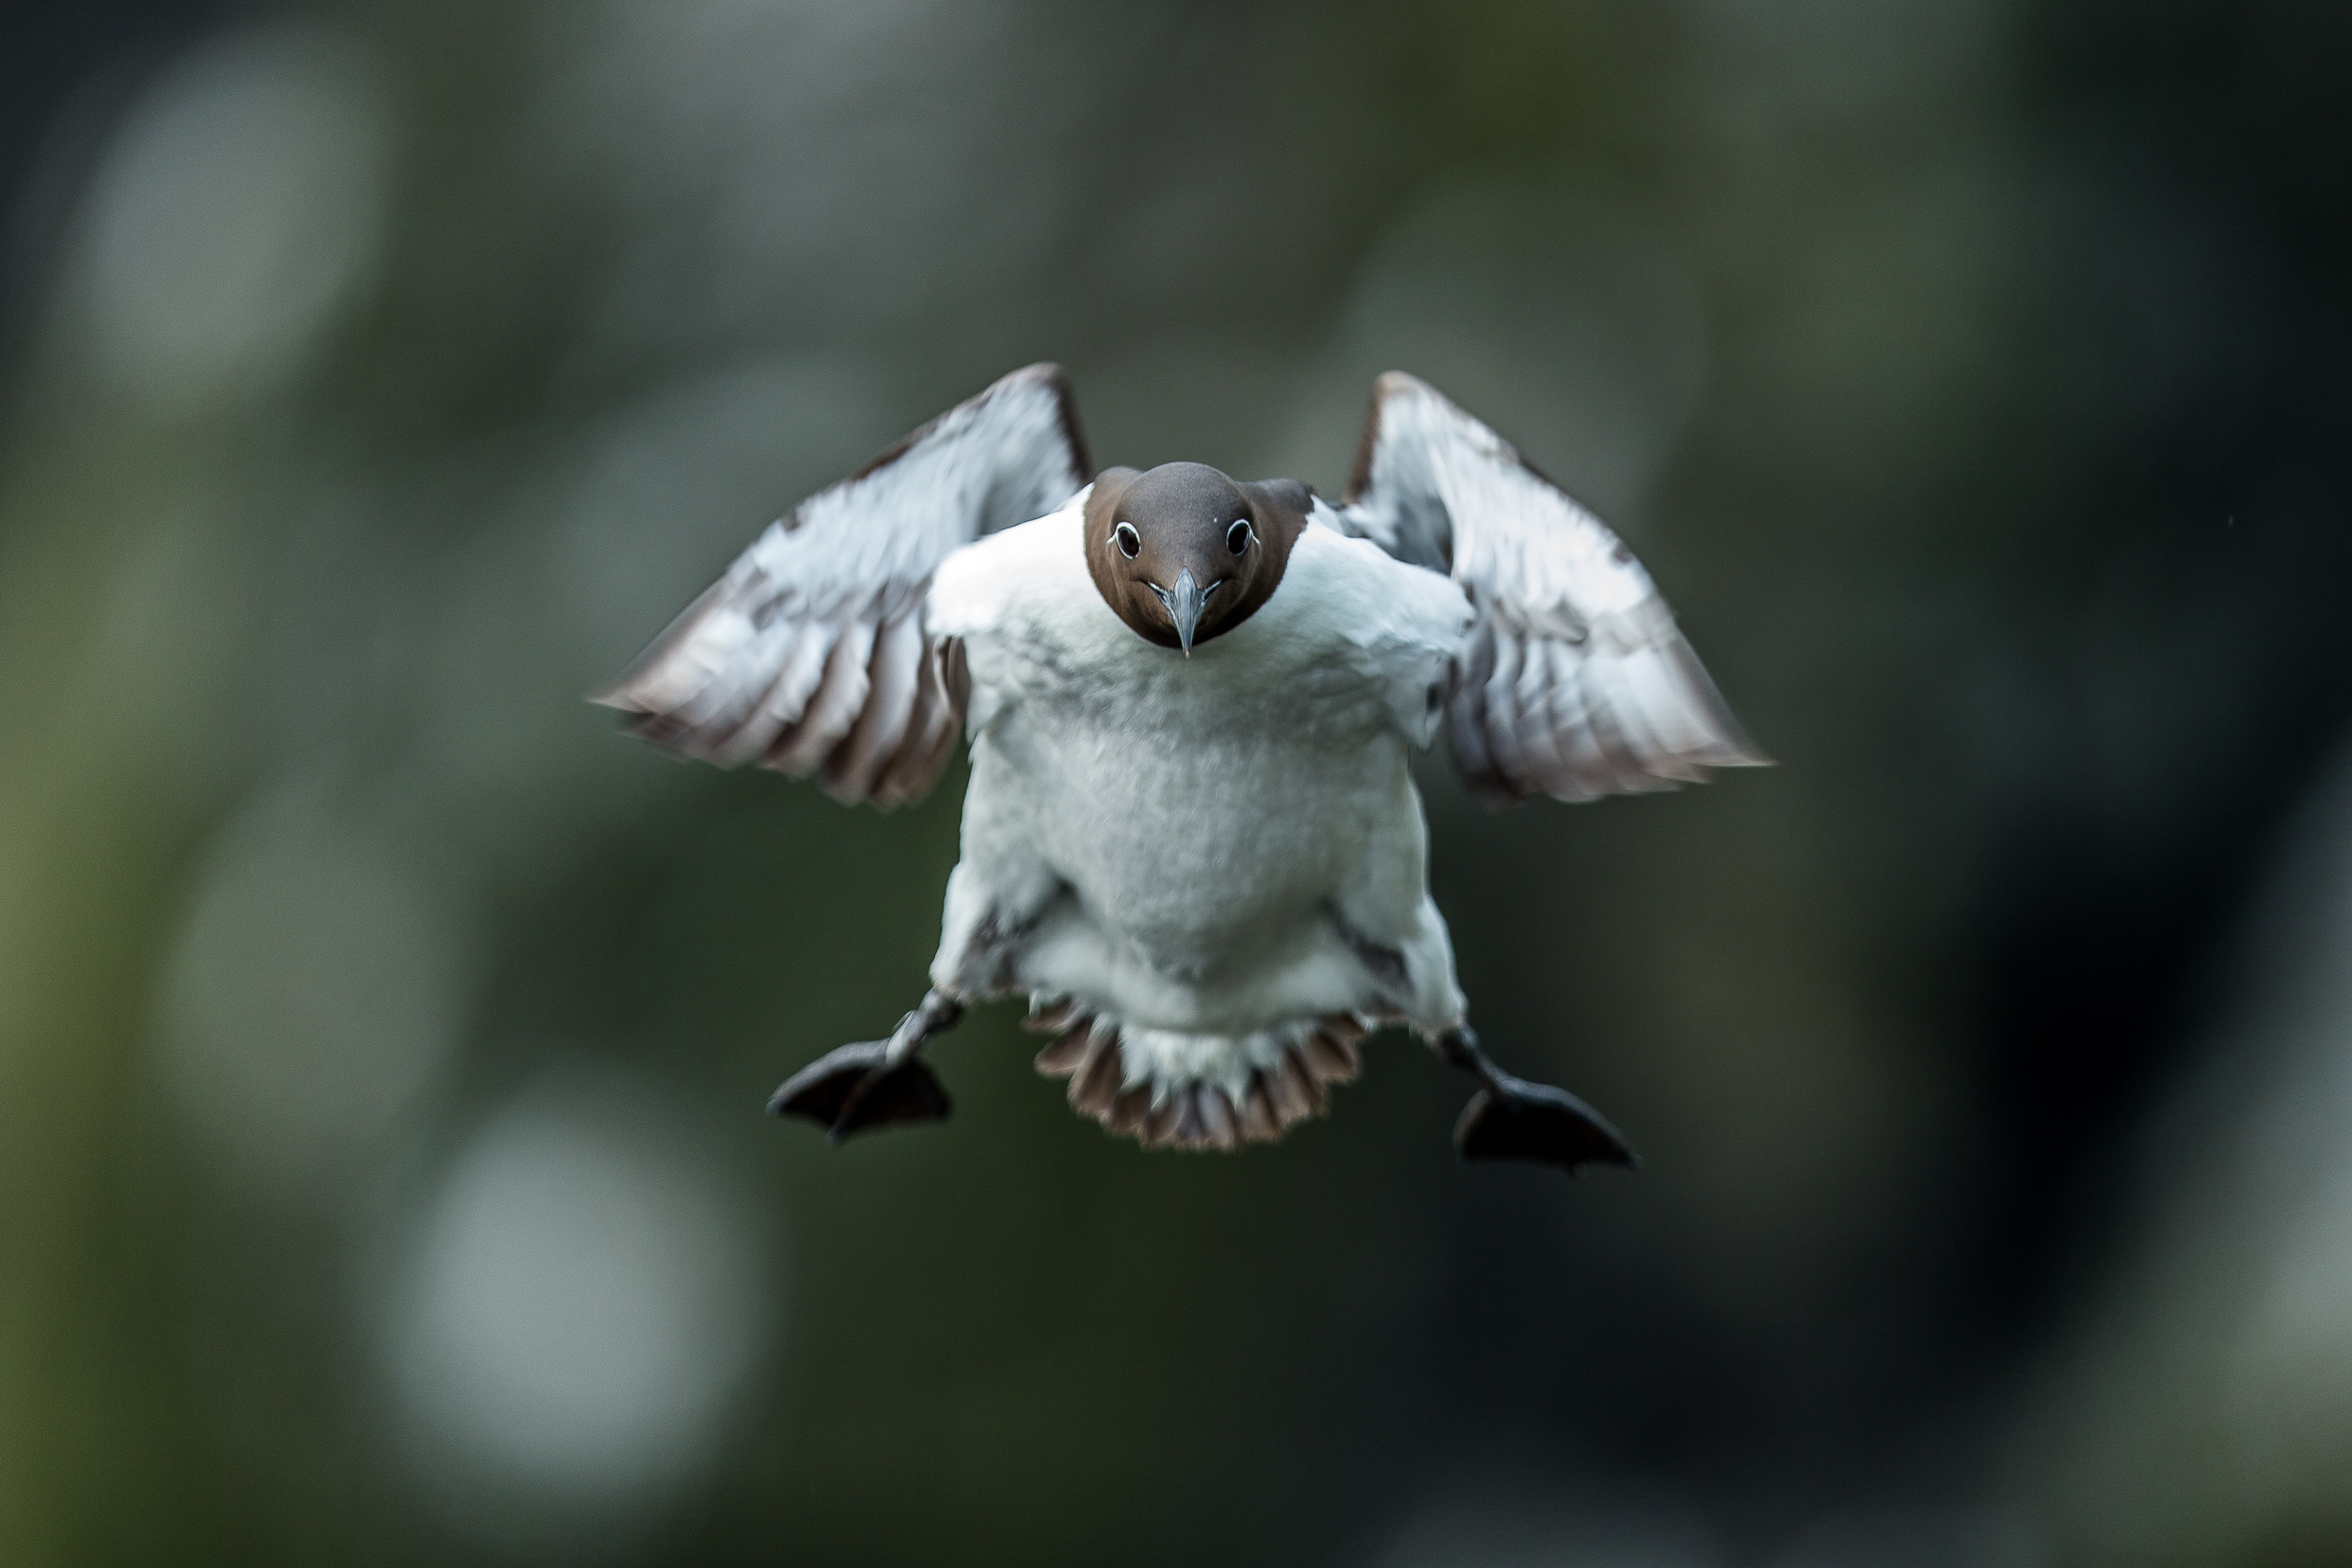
[1026,999,1372,1151]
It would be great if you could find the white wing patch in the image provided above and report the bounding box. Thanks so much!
[595,363,1086,808]
[1340,372,1767,802]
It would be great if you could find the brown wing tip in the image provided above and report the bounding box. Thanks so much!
[587,662,673,713]
[1665,636,1774,769]
[848,361,1091,490]
[586,574,740,719]
[1348,372,1456,502]
[1011,361,1093,484]
[587,664,674,720]
[1667,714,1773,775]
[1346,375,1399,503]
[1710,705,1776,768]
[1002,360,1070,390]
[585,684,639,712]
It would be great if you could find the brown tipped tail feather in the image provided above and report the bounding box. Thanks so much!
[1024,1001,1369,1151]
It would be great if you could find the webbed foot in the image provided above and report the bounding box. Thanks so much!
[1454,1078,1635,1171]
[769,1041,950,1140]
[768,990,961,1142]
[1436,1026,1638,1174]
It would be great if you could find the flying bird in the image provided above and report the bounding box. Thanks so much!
[597,364,1766,1171]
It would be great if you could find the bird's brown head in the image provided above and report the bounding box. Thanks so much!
[1083,461,1311,654]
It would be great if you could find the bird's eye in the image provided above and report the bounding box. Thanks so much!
[1227,519,1252,556]
[1114,522,1140,559]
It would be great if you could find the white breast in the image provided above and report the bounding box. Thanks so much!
[927,506,1471,1037]
[928,500,1470,745]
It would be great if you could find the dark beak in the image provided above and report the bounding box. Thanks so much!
[1150,568,1215,656]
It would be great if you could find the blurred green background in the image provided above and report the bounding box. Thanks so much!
[5,2,2352,1564]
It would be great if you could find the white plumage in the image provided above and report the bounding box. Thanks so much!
[598,365,1085,804]
[600,364,1766,1161]
[928,495,1468,1087]
[1340,372,1759,801]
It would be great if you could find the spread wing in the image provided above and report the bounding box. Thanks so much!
[1337,372,1767,802]
[594,362,1089,807]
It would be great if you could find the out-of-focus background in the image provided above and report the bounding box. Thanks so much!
[4,1,2350,1563]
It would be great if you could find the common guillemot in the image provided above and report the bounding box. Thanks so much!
[598,364,1766,1170]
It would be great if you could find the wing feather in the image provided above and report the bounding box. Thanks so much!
[869,643,946,807]
[873,636,967,807]
[1543,653,1609,802]
[1336,372,1766,803]
[769,617,875,778]
[1615,644,1712,780]
[1445,620,1502,795]
[1584,655,1676,796]
[823,611,924,803]
[700,626,810,768]
[1479,630,1535,796]
[596,363,1089,807]
[1512,633,1571,791]
[736,623,835,758]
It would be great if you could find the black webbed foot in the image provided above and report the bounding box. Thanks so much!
[1454,1077,1636,1172]
[1436,1026,1638,1175]
[769,990,963,1142]
[769,1040,951,1141]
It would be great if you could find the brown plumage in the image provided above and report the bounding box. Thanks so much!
[1025,998,1369,1151]
[1081,462,1311,654]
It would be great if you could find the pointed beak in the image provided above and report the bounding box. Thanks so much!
[1150,568,1215,656]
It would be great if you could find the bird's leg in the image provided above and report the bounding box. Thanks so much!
[769,989,964,1142]
[1435,1024,1638,1174]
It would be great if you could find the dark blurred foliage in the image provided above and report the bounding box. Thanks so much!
[4,2,2351,1566]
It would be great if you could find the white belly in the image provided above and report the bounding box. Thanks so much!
[967,702,1422,1035]
[921,505,1472,1121]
